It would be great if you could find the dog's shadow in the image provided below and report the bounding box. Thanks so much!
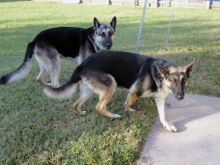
[166,94,220,132]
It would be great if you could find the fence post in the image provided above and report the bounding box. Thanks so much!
[109,0,112,5]
[134,0,148,53]
[154,0,159,7]
[205,0,212,9]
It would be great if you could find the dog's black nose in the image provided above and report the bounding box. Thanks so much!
[106,43,112,49]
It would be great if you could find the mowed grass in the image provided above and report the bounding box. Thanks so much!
[0,1,220,164]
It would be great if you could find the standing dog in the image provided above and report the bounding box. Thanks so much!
[43,51,194,132]
[0,17,117,87]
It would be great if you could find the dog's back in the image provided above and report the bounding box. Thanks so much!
[79,51,142,87]
[33,27,91,57]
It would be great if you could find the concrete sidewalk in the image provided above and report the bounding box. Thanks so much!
[137,94,220,165]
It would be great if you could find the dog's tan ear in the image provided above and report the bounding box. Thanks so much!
[156,64,169,78]
[181,59,195,78]
[110,16,117,31]
[93,17,100,29]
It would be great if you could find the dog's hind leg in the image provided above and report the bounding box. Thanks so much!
[36,65,47,85]
[35,45,61,87]
[47,48,60,87]
[73,83,93,115]
[82,72,121,118]
[124,80,142,112]
[50,67,60,87]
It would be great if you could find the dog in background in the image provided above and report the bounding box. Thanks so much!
[43,51,194,132]
[0,17,117,87]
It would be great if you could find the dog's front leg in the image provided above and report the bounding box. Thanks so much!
[155,97,177,133]
[124,91,138,112]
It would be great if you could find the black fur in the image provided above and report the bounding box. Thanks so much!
[0,75,8,85]
[24,42,35,61]
[64,51,174,91]
[33,27,96,58]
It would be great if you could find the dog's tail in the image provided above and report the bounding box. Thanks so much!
[0,42,35,85]
[43,68,82,99]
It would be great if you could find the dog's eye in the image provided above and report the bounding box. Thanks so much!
[100,32,105,37]
[108,31,113,36]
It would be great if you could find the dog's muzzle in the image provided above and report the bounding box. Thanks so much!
[106,43,112,50]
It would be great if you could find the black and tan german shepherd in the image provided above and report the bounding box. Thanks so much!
[0,17,117,87]
[44,51,194,132]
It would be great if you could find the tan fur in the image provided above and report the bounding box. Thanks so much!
[96,92,114,117]
[94,78,121,118]
[73,101,86,115]
[74,74,121,118]
[125,92,138,112]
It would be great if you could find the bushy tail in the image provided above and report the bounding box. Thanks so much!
[43,68,81,99]
[0,42,35,85]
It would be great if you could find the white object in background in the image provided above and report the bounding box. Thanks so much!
[62,0,79,3]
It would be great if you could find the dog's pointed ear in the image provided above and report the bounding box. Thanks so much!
[110,16,117,31]
[181,59,195,78]
[156,64,169,78]
[93,17,100,29]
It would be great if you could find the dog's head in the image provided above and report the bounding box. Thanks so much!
[92,16,117,50]
[156,60,195,100]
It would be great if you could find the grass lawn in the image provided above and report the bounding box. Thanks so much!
[0,1,220,164]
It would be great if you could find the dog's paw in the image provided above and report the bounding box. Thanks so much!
[127,108,136,112]
[162,123,178,133]
[79,111,87,116]
[73,109,87,116]
[124,106,136,112]
[170,125,178,133]
[111,114,122,118]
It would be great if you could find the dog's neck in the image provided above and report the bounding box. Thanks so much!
[151,63,172,93]
[87,34,100,53]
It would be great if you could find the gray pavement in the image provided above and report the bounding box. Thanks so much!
[137,94,220,165]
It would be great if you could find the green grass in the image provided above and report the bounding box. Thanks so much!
[0,1,220,164]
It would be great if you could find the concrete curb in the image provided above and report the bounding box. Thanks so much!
[137,94,220,165]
